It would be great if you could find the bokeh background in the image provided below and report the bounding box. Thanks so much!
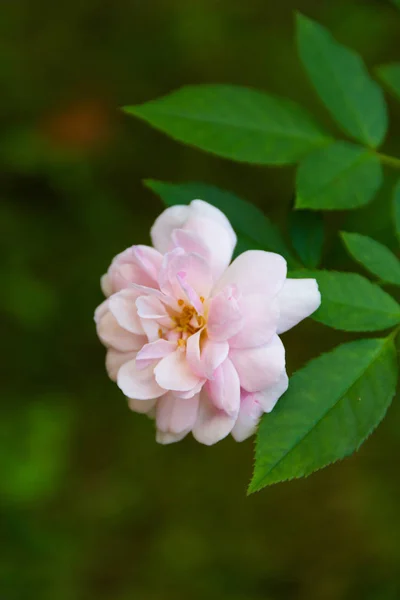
[2,1,400,598]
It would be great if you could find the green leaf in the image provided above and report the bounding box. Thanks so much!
[290,210,324,267]
[249,337,397,492]
[124,85,331,165]
[296,13,388,148]
[394,179,400,242]
[290,270,400,331]
[144,179,300,266]
[295,141,383,210]
[377,63,400,101]
[341,231,400,286]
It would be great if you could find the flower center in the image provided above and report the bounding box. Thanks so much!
[158,297,206,346]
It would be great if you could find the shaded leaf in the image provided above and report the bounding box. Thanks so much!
[341,231,400,286]
[290,210,324,267]
[296,141,383,210]
[144,179,299,266]
[290,270,400,331]
[376,63,400,101]
[124,85,331,165]
[249,337,397,492]
[394,179,400,242]
[296,13,388,147]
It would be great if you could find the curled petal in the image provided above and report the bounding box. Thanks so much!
[207,286,243,341]
[151,205,191,253]
[192,389,237,446]
[253,370,289,412]
[159,248,212,300]
[231,392,264,442]
[128,398,158,414]
[154,349,201,392]
[156,429,190,445]
[106,349,137,381]
[136,339,177,370]
[171,229,210,262]
[156,392,199,435]
[108,245,163,293]
[213,250,287,299]
[118,359,166,400]
[229,334,285,392]
[206,358,240,416]
[229,295,279,349]
[186,331,229,379]
[277,279,321,334]
[108,289,144,335]
[97,311,146,352]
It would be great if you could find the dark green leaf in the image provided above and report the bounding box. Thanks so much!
[341,231,400,286]
[296,13,388,147]
[376,63,400,101]
[394,179,400,242]
[249,337,397,492]
[124,85,331,165]
[144,179,299,266]
[290,210,324,267]
[290,270,400,331]
[296,141,383,210]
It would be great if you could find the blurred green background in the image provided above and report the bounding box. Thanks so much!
[2,1,400,598]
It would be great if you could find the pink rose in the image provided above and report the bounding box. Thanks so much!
[95,200,321,445]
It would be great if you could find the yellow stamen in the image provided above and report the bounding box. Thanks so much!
[200,296,205,303]
[177,338,186,348]
[178,299,185,306]
[158,328,163,338]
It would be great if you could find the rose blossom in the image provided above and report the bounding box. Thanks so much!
[95,200,321,445]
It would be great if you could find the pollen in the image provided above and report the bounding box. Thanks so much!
[200,296,205,303]
[177,338,186,348]
[158,328,163,338]
[178,299,185,306]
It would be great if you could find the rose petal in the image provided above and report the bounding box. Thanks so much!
[207,286,243,341]
[156,429,190,444]
[156,392,199,434]
[159,248,213,300]
[97,311,146,352]
[277,279,321,334]
[118,359,166,400]
[206,358,240,416]
[106,349,137,381]
[229,334,285,392]
[109,245,163,293]
[253,370,289,412]
[231,392,264,442]
[229,295,279,349]
[151,205,191,253]
[213,250,287,299]
[154,349,201,392]
[108,289,144,335]
[136,339,177,369]
[186,331,229,379]
[128,398,158,414]
[192,389,237,446]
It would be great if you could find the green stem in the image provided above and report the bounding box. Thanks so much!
[377,153,400,170]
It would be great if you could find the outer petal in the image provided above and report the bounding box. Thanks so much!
[229,335,285,392]
[97,311,146,352]
[156,392,199,435]
[192,389,237,446]
[186,331,229,379]
[253,370,289,412]
[101,274,112,297]
[190,200,236,248]
[277,279,321,334]
[154,349,201,392]
[156,430,190,444]
[151,205,191,253]
[118,359,166,400]
[106,349,137,381]
[108,289,144,335]
[207,286,243,342]
[136,339,177,369]
[213,250,287,299]
[128,398,158,414]
[229,295,279,349]
[108,245,163,293]
[206,358,240,416]
[231,392,264,442]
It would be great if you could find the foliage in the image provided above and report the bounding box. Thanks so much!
[126,11,400,492]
